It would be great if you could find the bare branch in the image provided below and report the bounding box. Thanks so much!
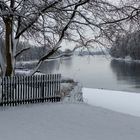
[15,47,30,59]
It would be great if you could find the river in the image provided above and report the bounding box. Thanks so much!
[39,55,140,93]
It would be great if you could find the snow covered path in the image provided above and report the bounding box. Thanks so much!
[0,103,140,140]
[83,88,140,117]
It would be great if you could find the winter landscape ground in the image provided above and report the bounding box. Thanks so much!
[1,0,140,139]
[0,88,140,140]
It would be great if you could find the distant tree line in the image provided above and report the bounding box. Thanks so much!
[110,31,140,60]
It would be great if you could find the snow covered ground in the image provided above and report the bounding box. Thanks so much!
[0,88,140,140]
[15,69,44,75]
[0,103,140,140]
[83,88,140,117]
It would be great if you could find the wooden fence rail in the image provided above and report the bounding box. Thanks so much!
[0,74,61,106]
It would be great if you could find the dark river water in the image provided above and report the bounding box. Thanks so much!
[39,55,140,93]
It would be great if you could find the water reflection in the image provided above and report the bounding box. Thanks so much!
[110,59,140,84]
[40,60,58,73]
[61,57,73,69]
[39,55,140,92]
[40,57,73,73]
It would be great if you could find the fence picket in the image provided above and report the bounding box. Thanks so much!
[34,76,37,103]
[27,76,29,103]
[45,75,47,101]
[9,76,12,106]
[23,76,25,104]
[14,77,16,104]
[20,76,22,104]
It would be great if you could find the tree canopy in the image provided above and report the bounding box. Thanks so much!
[0,0,139,76]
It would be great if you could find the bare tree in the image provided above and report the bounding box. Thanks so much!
[0,0,137,77]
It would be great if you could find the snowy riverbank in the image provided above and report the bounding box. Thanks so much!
[83,88,140,117]
[0,88,140,140]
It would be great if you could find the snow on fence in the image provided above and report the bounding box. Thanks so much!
[0,74,61,106]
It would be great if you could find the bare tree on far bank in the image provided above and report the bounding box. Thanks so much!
[108,0,140,59]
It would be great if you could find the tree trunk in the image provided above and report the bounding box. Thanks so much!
[4,18,13,76]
